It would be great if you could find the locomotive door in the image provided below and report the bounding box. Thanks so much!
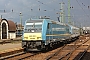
[48,23,53,40]
[2,23,7,39]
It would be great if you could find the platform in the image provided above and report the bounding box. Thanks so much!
[0,43,21,52]
[0,37,22,44]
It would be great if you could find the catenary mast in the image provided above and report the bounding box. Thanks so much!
[68,0,71,24]
[60,2,65,23]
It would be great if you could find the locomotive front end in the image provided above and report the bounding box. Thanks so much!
[22,19,45,51]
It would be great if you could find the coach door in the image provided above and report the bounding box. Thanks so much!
[2,23,7,39]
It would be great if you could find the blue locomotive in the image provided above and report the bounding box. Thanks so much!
[22,18,80,51]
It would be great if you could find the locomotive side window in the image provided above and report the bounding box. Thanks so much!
[47,23,50,29]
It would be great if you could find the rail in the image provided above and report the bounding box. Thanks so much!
[0,52,25,60]
[45,36,89,60]
[45,45,66,60]
[78,45,90,60]
[0,52,40,60]
[59,38,89,60]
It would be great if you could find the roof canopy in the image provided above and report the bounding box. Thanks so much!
[1,19,16,31]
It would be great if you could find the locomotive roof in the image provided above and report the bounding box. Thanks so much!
[68,24,79,29]
[26,19,67,26]
[50,20,67,26]
[26,19,43,23]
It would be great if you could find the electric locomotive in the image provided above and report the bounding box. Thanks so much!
[22,18,80,51]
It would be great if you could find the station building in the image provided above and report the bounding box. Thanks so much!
[0,18,24,40]
[0,19,16,39]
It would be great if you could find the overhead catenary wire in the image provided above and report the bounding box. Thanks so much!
[34,0,60,12]
[27,0,90,26]
[34,0,63,19]
[62,0,84,27]
[76,0,90,19]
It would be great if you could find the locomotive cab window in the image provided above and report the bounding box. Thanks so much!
[25,22,42,33]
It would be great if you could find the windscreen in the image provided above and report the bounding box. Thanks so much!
[24,22,42,33]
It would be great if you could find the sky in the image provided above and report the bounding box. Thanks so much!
[0,0,90,27]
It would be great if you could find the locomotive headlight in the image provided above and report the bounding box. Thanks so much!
[31,30,34,32]
[24,37,28,39]
[37,37,41,39]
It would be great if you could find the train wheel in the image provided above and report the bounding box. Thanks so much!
[45,45,49,51]
[24,47,28,53]
[50,43,53,48]
[24,48,27,52]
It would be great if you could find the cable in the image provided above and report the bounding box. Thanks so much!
[76,0,90,19]
[61,0,75,24]
[35,0,60,12]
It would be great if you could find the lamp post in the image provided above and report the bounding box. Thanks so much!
[68,0,71,24]
[19,12,23,30]
[19,12,23,36]
[1,15,2,19]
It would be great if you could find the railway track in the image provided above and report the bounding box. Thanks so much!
[75,45,90,60]
[0,52,41,60]
[59,44,89,60]
[45,35,90,60]
[1,35,90,60]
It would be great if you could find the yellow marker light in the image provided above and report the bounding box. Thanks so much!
[24,37,28,39]
[37,37,41,39]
